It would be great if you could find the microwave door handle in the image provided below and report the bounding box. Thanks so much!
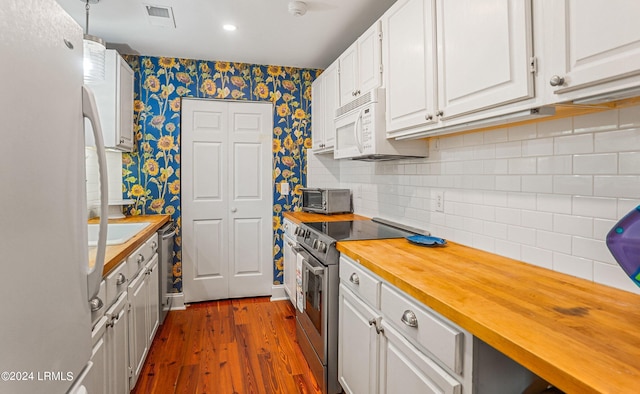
[354,108,364,154]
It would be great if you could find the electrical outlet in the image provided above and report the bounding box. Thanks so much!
[280,181,290,196]
[435,190,444,212]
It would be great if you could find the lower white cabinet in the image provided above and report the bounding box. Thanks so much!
[338,255,535,394]
[379,319,461,394]
[338,284,379,394]
[105,292,129,394]
[282,218,299,306]
[128,253,159,388]
[86,316,109,394]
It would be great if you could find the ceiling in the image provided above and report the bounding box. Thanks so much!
[55,0,397,69]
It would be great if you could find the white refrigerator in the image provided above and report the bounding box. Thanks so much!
[0,0,109,393]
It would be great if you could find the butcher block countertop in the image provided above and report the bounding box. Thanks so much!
[88,215,170,276]
[336,238,640,394]
[283,211,368,224]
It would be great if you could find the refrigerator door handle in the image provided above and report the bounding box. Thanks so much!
[82,85,108,300]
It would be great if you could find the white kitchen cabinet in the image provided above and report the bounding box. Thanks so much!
[146,256,160,345]
[383,0,437,134]
[85,49,134,151]
[312,61,339,153]
[338,284,379,394]
[435,0,534,120]
[544,0,640,103]
[338,255,535,394]
[379,320,461,394]
[86,316,109,394]
[282,218,299,305]
[105,292,129,394]
[128,264,148,385]
[338,21,382,106]
[128,253,159,389]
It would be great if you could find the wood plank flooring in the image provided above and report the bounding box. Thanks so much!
[131,297,322,394]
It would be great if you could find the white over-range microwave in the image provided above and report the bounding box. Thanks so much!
[333,88,427,161]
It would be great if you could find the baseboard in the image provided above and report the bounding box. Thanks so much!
[270,284,288,301]
[169,293,186,310]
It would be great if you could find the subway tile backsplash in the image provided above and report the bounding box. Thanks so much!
[308,104,640,294]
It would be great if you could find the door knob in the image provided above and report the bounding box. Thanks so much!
[231,208,237,213]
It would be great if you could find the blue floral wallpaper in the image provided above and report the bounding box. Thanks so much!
[122,55,319,293]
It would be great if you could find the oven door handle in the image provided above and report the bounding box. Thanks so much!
[303,258,325,276]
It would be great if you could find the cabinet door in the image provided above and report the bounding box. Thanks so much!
[379,321,461,394]
[322,62,339,149]
[383,0,437,134]
[436,0,534,119]
[358,21,382,94]
[128,269,148,387]
[311,75,325,150]
[546,0,640,99]
[117,55,134,151]
[105,293,129,394]
[338,285,379,394]
[146,255,160,345]
[339,43,359,105]
[283,234,296,305]
[87,316,108,394]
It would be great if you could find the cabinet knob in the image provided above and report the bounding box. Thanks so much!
[425,114,433,121]
[120,138,125,143]
[355,90,361,96]
[116,273,127,285]
[549,75,565,87]
[151,241,158,252]
[349,272,360,285]
[89,297,103,312]
[436,110,444,117]
[368,318,376,327]
[137,254,144,264]
[231,207,237,213]
[401,310,419,328]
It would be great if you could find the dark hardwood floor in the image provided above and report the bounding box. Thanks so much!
[130,297,322,394]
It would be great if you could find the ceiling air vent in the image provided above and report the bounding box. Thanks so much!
[144,4,176,28]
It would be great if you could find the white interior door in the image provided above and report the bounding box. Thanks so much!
[182,99,273,303]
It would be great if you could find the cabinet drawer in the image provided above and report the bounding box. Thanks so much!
[340,256,381,308]
[105,261,128,308]
[127,233,158,278]
[381,284,464,374]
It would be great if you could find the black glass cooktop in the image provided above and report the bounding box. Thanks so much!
[302,220,413,242]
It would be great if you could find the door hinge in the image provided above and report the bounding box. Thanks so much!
[379,64,383,74]
[378,31,383,41]
[529,56,538,74]
[128,367,134,378]
[127,302,132,312]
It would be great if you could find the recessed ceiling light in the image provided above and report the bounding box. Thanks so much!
[223,24,237,32]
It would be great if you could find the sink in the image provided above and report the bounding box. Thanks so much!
[88,222,151,246]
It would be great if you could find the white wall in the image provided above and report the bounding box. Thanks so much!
[308,104,640,294]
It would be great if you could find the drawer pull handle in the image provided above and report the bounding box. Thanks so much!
[89,297,103,312]
[116,273,127,286]
[349,273,360,285]
[401,310,418,328]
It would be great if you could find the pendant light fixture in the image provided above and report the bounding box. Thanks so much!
[82,0,106,82]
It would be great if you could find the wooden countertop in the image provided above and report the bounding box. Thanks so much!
[283,211,369,224]
[336,238,640,393]
[88,215,170,276]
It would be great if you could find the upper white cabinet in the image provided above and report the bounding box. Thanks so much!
[311,61,339,152]
[339,21,383,106]
[384,0,535,137]
[544,0,640,102]
[86,49,134,152]
[436,0,534,120]
[383,0,437,133]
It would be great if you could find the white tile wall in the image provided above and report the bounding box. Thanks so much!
[85,148,124,217]
[307,104,640,294]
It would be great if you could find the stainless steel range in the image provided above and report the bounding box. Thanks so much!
[294,218,421,394]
